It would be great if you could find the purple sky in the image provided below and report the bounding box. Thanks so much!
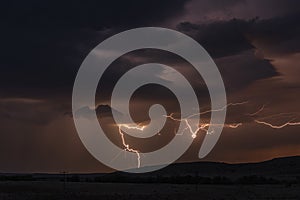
[0,0,299,173]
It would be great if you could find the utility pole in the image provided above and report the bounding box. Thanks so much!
[61,171,68,198]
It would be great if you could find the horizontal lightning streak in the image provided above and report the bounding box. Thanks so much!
[164,101,247,138]
[187,101,248,118]
[115,101,300,169]
[254,119,300,129]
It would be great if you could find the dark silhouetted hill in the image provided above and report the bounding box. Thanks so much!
[1,156,299,184]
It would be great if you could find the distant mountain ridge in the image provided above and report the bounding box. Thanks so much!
[104,156,300,184]
[1,156,299,183]
[132,156,300,179]
[66,104,123,118]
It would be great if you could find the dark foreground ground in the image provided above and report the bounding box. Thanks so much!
[1,156,299,199]
[0,181,299,200]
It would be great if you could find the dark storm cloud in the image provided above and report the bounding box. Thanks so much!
[177,18,255,58]
[92,14,300,103]
[0,1,298,96]
[0,0,189,97]
[1,6,298,97]
[174,13,300,90]
[0,10,296,135]
[0,0,299,172]
[0,28,108,94]
[249,13,300,56]
[181,0,300,23]
[215,50,278,91]
[0,0,189,28]
[177,12,300,58]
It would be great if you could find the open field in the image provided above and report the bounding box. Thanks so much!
[0,181,299,200]
[1,156,299,199]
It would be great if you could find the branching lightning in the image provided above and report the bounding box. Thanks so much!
[117,125,141,168]
[164,101,247,138]
[251,108,300,129]
[114,101,300,168]
[118,123,146,131]
[186,101,248,118]
[247,104,265,116]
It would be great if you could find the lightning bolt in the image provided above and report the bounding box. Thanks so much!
[186,101,248,118]
[251,110,300,129]
[114,101,300,168]
[118,123,146,131]
[164,115,242,138]
[163,113,202,138]
[254,119,300,129]
[117,125,141,168]
[247,104,265,116]
[225,123,243,128]
[164,101,248,138]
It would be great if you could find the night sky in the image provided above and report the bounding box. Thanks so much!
[0,0,299,173]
